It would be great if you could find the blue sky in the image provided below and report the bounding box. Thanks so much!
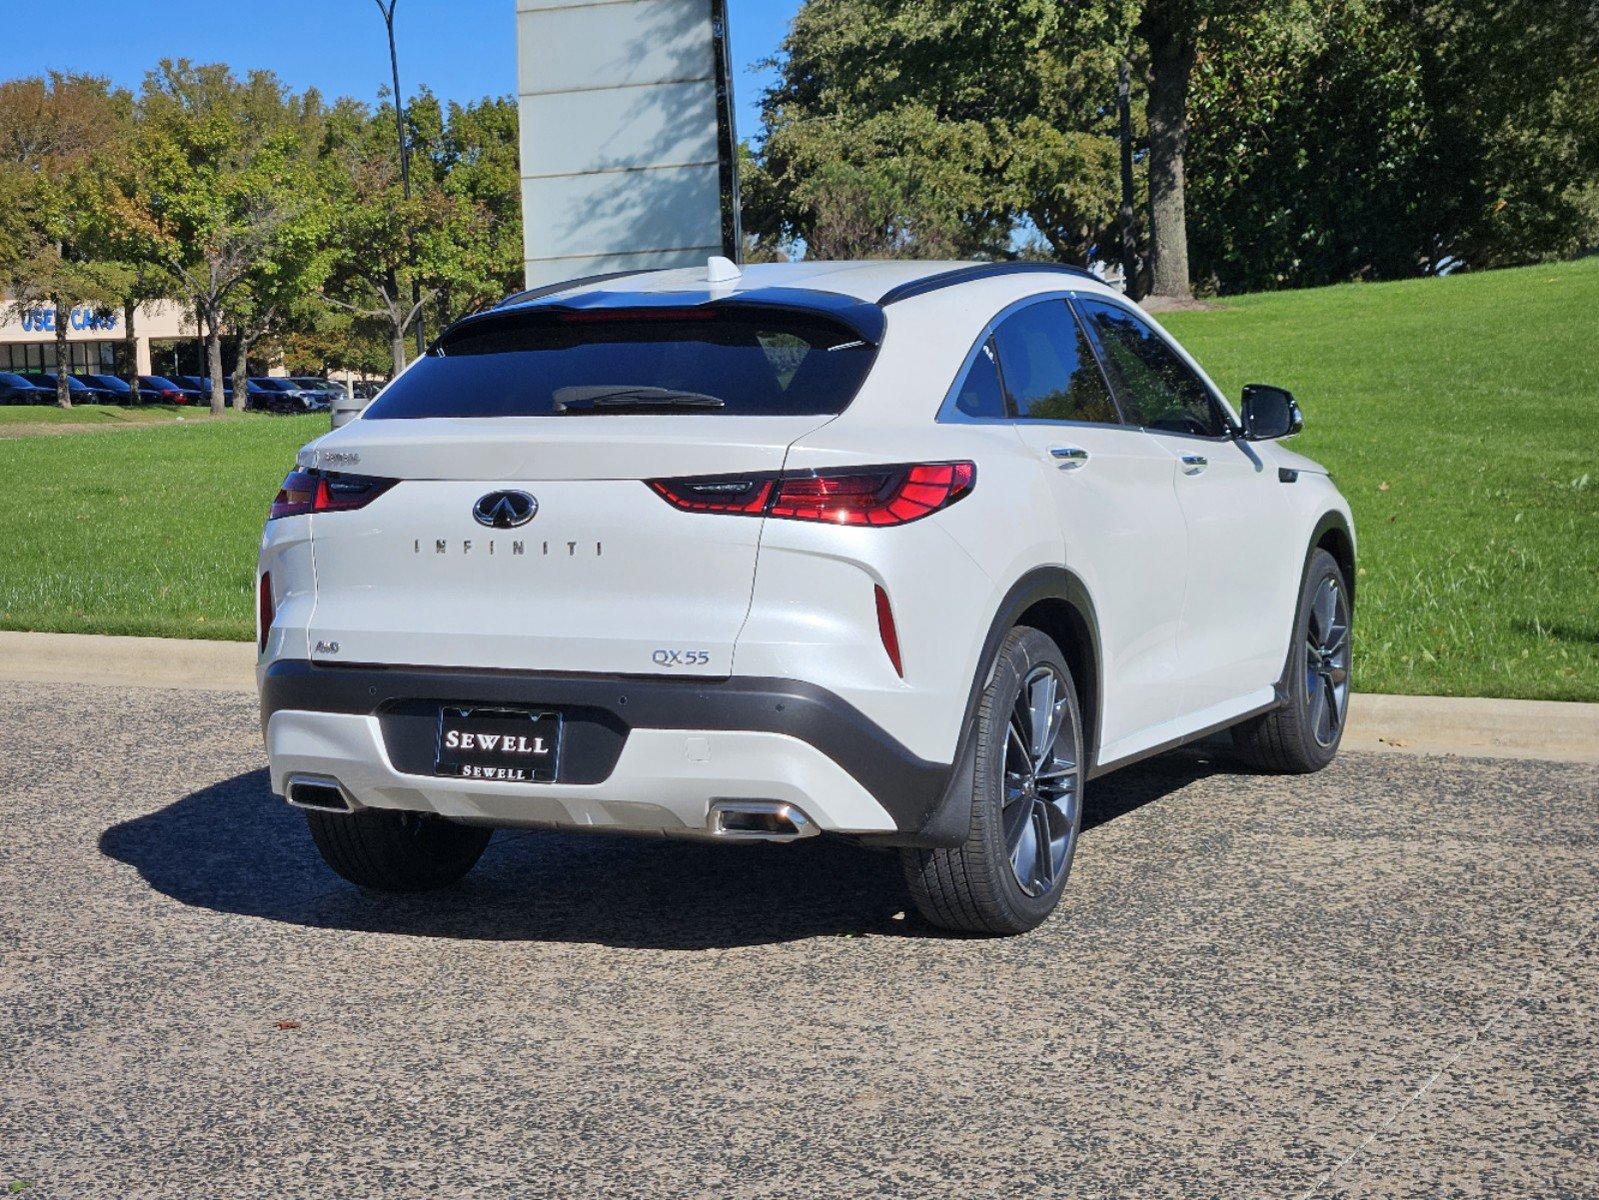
[0,0,799,142]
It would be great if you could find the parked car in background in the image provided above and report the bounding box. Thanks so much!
[178,376,234,404]
[243,378,297,412]
[289,377,343,406]
[351,380,386,401]
[138,375,204,404]
[0,372,55,404]
[79,374,134,402]
[19,373,100,402]
[250,377,329,413]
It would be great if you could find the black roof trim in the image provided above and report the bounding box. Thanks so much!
[495,269,658,310]
[878,262,1099,306]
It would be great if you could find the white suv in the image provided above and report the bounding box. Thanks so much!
[257,260,1354,934]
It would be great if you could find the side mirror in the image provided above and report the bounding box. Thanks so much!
[1241,383,1303,441]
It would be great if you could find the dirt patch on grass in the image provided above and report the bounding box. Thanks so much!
[1139,294,1223,314]
[0,415,243,439]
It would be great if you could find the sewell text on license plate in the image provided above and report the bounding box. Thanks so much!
[435,707,562,782]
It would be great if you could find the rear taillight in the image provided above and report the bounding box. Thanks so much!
[647,476,774,514]
[257,572,274,654]
[647,462,974,527]
[269,469,396,520]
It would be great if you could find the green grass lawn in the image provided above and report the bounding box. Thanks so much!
[0,259,1595,699]
[0,402,213,427]
[0,415,322,640]
[1163,258,1598,701]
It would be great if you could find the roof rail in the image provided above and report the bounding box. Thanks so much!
[877,261,1100,306]
[495,269,657,310]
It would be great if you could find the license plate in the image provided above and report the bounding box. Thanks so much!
[436,707,562,782]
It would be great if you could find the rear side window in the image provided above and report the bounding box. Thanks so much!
[363,309,877,419]
[1075,299,1227,437]
[951,342,1008,419]
[990,300,1120,424]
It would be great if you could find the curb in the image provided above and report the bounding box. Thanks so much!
[1,630,1595,764]
[0,630,256,694]
[1337,693,1598,765]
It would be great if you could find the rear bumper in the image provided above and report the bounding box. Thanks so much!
[259,660,958,840]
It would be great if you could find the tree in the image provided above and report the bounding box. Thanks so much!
[111,263,178,403]
[111,61,324,415]
[1133,0,1296,298]
[0,75,133,407]
[1137,0,1196,298]
[1182,0,1599,291]
[324,100,484,375]
[750,0,1134,263]
[410,90,525,323]
[225,226,333,404]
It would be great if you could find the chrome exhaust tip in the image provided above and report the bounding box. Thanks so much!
[284,774,355,813]
[708,800,820,841]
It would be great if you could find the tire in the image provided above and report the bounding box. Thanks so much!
[305,808,493,891]
[1231,547,1352,773]
[901,627,1085,936]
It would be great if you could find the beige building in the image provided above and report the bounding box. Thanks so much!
[0,299,196,376]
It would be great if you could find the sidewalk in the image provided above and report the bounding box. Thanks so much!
[1,629,1595,764]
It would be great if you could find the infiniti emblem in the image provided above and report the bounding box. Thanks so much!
[473,490,538,528]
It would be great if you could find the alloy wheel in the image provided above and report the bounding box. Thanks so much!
[1305,575,1351,747]
[1002,665,1080,897]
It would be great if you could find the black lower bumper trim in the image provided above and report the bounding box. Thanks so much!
[259,660,956,838]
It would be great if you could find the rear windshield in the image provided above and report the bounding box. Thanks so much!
[363,308,877,419]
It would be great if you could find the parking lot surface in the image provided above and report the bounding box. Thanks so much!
[1,679,1595,1199]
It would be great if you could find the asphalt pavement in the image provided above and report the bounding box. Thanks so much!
[1,679,1595,1199]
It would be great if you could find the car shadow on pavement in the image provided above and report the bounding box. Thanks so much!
[99,750,1227,950]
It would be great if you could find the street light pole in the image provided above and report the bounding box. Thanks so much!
[374,0,426,359]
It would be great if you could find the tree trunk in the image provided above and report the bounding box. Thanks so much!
[390,325,407,379]
[54,299,72,408]
[231,336,251,412]
[123,300,141,404]
[1144,13,1195,300]
[386,266,408,378]
[1117,59,1142,300]
[205,310,226,416]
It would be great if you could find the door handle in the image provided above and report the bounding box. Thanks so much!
[1180,454,1208,476]
[1050,446,1089,471]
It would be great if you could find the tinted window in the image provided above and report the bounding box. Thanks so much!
[365,309,877,419]
[951,341,1007,419]
[1075,299,1225,437]
[990,300,1119,424]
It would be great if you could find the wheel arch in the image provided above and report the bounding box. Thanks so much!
[989,568,1103,767]
[1311,510,1357,607]
[1012,588,1101,774]
[906,564,1104,848]
[1269,509,1357,705]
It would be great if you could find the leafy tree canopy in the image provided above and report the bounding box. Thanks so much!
[751,0,1136,261]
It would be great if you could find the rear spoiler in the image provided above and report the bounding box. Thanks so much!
[457,285,888,348]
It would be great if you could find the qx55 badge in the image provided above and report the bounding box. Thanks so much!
[473,490,538,529]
